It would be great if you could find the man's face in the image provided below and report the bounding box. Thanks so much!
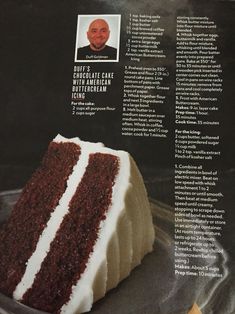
[87,19,110,51]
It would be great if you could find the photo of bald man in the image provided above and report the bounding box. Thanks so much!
[76,15,120,62]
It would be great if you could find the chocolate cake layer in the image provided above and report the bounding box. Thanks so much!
[22,153,119,313]
[0,142,81,296]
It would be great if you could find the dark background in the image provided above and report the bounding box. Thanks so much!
[0,0,234,251]
[0,0,234,240]
[0,0,234,313]
[0,0,234,192]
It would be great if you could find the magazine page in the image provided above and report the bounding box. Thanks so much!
[0,0,234,313]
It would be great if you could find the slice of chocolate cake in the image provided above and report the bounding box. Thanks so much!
[0,135,155,314]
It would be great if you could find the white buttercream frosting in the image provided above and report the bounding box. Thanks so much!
[13,135,103,300]
[60,146,130,314]
[13,134,154,314]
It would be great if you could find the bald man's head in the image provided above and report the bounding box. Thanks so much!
[87,19,110,51]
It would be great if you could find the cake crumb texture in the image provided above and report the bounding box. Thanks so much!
[0,142,81,296]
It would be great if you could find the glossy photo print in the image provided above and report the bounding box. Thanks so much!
[75,14,121,62]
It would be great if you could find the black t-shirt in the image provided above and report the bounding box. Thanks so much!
[77,45,117,61]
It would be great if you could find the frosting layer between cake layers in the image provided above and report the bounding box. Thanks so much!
[0,134,155,314]
[0,139,81,296]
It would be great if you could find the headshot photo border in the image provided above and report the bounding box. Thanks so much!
[74,14,121,63]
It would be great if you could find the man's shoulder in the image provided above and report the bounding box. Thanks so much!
[77,45,93,60]
[77,45,91,53]
[77,45,117,60]
[103,45,117,58]
[104,45,117,52]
